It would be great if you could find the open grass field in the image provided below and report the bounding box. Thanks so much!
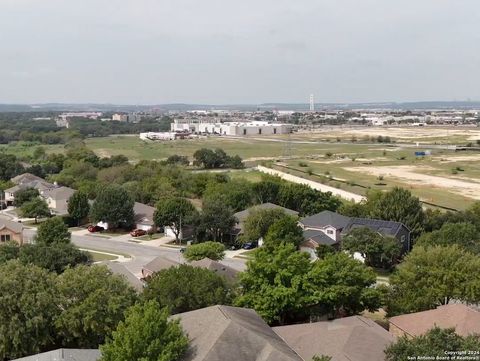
[3,126,480,211]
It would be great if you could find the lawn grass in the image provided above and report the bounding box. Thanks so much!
[135,233,164,241]
[87,250,118,262]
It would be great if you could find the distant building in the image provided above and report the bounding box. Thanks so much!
[112,113,129,122]
[171,119,292,136]
[139,132,190,141]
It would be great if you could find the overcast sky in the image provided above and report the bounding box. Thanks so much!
[1,0,479,104]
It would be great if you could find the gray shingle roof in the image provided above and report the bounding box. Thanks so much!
[12,349,100,361]
[42,186,75,201]
[11,173,45,185]
[343,217,407,238]
[106,262,144,292]
[234,203,299,223]
[190,258,239,282]
[133,202,156,226]
[0,219,24,234]
[172,305,303,361]
[303,229,338,246]
[273,316,395,361]
[300,210,351,230]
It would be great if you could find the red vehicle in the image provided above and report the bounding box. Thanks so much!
[88,225,104,233]
[130,229,147,237]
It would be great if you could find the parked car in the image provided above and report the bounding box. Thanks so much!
[87,225,104,233]
[130,229,147,237]
[242,241,258,250]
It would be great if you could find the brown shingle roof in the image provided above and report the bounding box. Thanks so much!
[389,304,480,337]
[172,305,303,361]
[274,316,395,361]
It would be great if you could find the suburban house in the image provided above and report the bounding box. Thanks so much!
[233,202,299,242]
[12,349,100,361]
[389,304,480,338]
[0,219,24,245]
[299,210,411,259]
[141,256,181,279]
[5,173,57,206]
[273,316,396,361]
[141,256,239,282]
[97,202,156,231]
[133,202,156,231]
[41,186,75,215]
[189,258,239,282]
[171,305,303,361]
[106,262,144,292]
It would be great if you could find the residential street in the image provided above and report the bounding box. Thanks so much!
[23,228,247,278]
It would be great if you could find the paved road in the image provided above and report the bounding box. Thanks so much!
[24,229,247,277]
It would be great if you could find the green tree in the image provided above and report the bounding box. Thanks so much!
[68,191,90,226]
[165,155,190,166]
[20,197,50,223]
[386,245,480,316]
[312,356,332,361]
[143,264,232,314]
[416,222,480,254]
[385,327,480,361]
[90,185,135,229]
[235,242,312,325]
[56,265,138,348]
[0,261,59,360]
[367,187,424,238]
[198,197,236,242]
[315,244,336,259]
[242,208,289,242]
[33,146,46,160]
[0,154,24,181]
[13,187,39,207]
[154,197,198,242]
[306,253,382,317]
[251,178,282,204]
[262,215,303,249]
[36,216,71,245]
[100,300,188,361]
[203,180,253,212]
[277,183,341,216]
[19,244,90,274]
[342,227,402,269]
[0,242,20,263]
[184,241,225,261]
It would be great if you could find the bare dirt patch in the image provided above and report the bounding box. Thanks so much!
[344,165,480,200]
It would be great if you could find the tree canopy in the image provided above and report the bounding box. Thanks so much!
[242,208,293,243]
[262,214,303,249]
[197,197,236,242]
[184,241,225,261]
[143,264,232,314]
[55,265,138,348]
[13,187,39,207]
[154,197,198,241]
[342,227,402,269]
[416,222,480,255]
[0,261,59,360]
[367,187,425,238]
[68,191,90,225]
[36,216,71,245]
[235,243,381,325]
[385,327,480,361]
[386,245,480,316]
[90,185,135,229]
[100,300,189,361]
[20,197,50,223]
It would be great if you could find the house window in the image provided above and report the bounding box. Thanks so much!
[327,230,334,235]
[0,234,11,242]
[400,235,406,243]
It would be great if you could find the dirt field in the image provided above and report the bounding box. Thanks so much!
[344,165,480,200]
